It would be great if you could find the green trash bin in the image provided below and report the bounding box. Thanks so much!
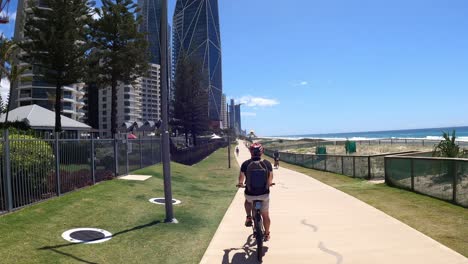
[345,141,356,154]
[316,146,327,155]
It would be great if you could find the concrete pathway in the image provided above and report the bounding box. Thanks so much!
[200,140,467,264]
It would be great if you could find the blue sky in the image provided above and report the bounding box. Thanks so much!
[2,0,468,136]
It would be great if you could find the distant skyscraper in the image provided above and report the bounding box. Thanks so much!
[173,0,223,123]
[229,98,235,129]
[138,0,162,64]
[221,94,227,129]
[234,104,241,135]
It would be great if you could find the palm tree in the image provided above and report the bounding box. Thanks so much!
[0,37,27,122]
[433,130,460,158]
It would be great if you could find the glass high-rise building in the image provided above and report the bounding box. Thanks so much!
[138,0,162,64]
[173,0,223,122]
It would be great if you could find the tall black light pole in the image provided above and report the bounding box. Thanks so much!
[161,0,176,223]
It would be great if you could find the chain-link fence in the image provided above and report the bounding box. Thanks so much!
[385,156,468,207]
[0,130,162,214]
[264,148,413,179]
[263,138,468,148]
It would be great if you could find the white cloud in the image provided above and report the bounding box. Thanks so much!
[0,78,10,105]
[92,12,101,20]
[10,12,16,21]
[237,95,279,107]
[291,80,309,87]
[241,112,257,117]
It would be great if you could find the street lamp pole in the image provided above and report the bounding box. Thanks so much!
[160,0,176,223]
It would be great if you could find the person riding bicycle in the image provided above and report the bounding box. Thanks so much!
[238,143,273,241]
[273,150,280,168]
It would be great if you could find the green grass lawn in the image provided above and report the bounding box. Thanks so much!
[0,147,239,264]
[268,158,468,257]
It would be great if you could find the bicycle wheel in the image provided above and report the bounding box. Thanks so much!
[255,210,263,262]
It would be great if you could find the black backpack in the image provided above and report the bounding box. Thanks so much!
[245,160,269,195]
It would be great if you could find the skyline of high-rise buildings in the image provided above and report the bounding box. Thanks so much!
[172,0,223,126]
[7,0,235,136]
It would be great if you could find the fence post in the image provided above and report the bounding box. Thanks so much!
[367,156,371,180]
[91,135,96,185]
[139,137,143,169]
[341,156,344,175]
[114,134,118,176]
[126,138,129,175]
[410,159,414,191]
[3,130,13,211]
[352,156,356,177]
[384,157,388,184]
[453,161,458,204]
[55,132,61,196]
[324,155,327,171]
[151,138,155,164]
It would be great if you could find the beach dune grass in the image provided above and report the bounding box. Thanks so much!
[0,148,238,264]
[269,157,468,257]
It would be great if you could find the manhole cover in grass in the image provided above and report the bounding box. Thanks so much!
[149,198,181,205]
[62,228,112,244]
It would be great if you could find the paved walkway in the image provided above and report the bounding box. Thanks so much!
[200,141,467,264]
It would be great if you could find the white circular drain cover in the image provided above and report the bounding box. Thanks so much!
[149,198,181,205]
[62,228,112,244]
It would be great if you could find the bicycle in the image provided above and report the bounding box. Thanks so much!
[236,183,275,262]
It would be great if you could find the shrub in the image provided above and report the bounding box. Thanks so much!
[433,130,460,158]
[0,132,55,206]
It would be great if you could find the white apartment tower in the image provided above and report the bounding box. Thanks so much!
[11,0,86,121]
[221,94,227,129]
[98,82,143,137]
[141,64,161,122]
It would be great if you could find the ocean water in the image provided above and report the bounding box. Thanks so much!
[275,126,468,142]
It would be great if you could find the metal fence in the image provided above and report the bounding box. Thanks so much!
[171,140,227,165]
[264,148,415,179]
[385,156,468,207]
[262,138,468,150]
[0,130,161,214]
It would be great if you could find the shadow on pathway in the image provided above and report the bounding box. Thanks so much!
[221,234,269,264]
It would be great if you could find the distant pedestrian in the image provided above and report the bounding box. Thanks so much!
[235,146,239,156]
